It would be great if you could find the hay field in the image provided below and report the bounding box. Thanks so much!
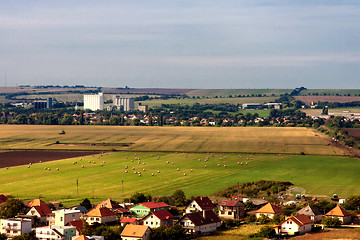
[0,125,345,155]
[1,151,360,205]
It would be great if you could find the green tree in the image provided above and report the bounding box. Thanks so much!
[80,198,92,210]
[129,192,151,204]
[0,198,24,218]
[172,190,186,207]
[322,216,341,227]
[343,195,360,211]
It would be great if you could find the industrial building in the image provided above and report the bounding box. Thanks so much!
[112,96,134,111]
[34,98,52,109]
[84,93,104,111]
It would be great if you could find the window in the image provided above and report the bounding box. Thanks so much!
[228,212,232,215]
[60,217,63,221]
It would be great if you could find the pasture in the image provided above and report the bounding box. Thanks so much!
[1,151,360,206]
[0,125,346,155]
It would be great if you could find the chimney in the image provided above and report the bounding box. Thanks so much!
[203,210,206,219]
[200,197,203,201]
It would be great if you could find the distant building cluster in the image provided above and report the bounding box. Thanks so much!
[84,93,104,111]
[242,103,282,110]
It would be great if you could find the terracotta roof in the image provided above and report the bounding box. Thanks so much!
[139,202,169,210]
[27,198,48,207]
[73,235,89,240]
[0,194,8,204]
[67,219,84,232]
[281,214,313,227]
[144,210,174,221]
[86,207,116,217]
[297,205,322,216]
[180,210,221,226]
[219,200,243,207]
[121,225,150,238]
[256,203,283,214]
[120,218,137,223]
[192,197,216,210]
[95,198,121,210]
[31,205,52,216]
[115,208,129,214]
[326,205,351,217]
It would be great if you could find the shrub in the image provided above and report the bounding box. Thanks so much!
[322,216,341,227]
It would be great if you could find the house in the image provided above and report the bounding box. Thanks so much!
[36,225,77,240]
[71,206,88,216]
[0,194,8,205]
[178,210,221,235]
[218,200,245,219]
[26,199,53,224]
[53,209,81,226]
[185,197,216,213]
[121,225,151,240]
[325,205,352,224]
[0,218,32,238]
[85,207,117,225]
[274,214,313,235]
[130,202,170,216]
[255,203,283,219]
[142,210,175,228]
[120,218,139,226]
[297,205,323,223]
[95,198,122,211]
[66,220,83,235]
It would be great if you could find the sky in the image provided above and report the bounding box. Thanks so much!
[0,0,360,89]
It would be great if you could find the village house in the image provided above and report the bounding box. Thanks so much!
[95,198,122,211]
[185,197,216,213]
[85,207,117,225]
[121,224,151,240]
[120,218,139,227]
[72,235,104,240]
[130,202,170,216]
[325,205,352,224]
[0,194,8,205]
[66,220,83,235]
[255,203,283,219]
[25,198,54,224]
[142,209,175,228]
[36,225,77,240]
[52,209,81,226]
[178,210,221,235]
[0,218,32,239]
[274,214,313,235]
[218,200,245,219]
[297,205,323,223]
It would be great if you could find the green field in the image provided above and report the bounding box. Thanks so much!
[186,89,291,97]
[0,125,345,155]
[1,151,359,205]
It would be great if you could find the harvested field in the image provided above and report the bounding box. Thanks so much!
[0,151,99,168]
[344,128,360,139]
[294,228,360,239]
[295,96,360,105]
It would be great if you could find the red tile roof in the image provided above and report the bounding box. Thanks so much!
[193,197,216,210]
[139,202,169,210]
[87,207,116,217]
[180,210,221,226]
[120,218,137,223]
[67,219,84,232]
[219,200,243,207]
[326,205,351,217]
[0,194,8,204]
[256,203,283,214]
[31,205,52,216]
[74,236,89,240]
[281,214,313,227]
[27,198,48,207]
[146,210,174,221]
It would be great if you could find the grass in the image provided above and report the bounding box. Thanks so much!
[1,151,360,206]
[0,125,346,155]
[196,225,265,240]
[186,89,291,97]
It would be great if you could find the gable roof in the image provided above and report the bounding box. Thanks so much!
[297,205,322,216]
[138,202,169,210]
[120,218,137,223]
[281,214,313,227]
[326,205,351,217]
[67,219,84,232]
[0,194,8,204]
[86,207,116,217]
[219,200,243,207]
[74,236,89,240]
[192,197,216,210]
[27,198,48,207]
[29,205,52,216]
[179,210,221,226]
[256,203,283,214]
[121,225,150,238]
[144,210,174,221]
[95,198,121,210]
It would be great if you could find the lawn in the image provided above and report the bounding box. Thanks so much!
[1,151,359,206]
[0,125,345,155]
[196,224,265,240]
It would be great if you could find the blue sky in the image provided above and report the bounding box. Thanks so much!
[0,0,360,89]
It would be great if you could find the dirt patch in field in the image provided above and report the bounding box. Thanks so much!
[0,151,100,168]
[51,142,133,147]
[294,96,360,105]
[294,228,360,239]
[103,88,194,95]
[344,128,360,139]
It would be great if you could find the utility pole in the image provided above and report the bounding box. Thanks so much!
[122,180,124,195]
[76,179,79,197]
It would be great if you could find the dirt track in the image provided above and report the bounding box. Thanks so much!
[0,151,100,168]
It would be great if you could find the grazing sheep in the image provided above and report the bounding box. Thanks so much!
[143,169,146,171]
[80,158,82,161]
[151,173,154,176]
[220,158,222,160]
[88,161,91,163]
[125,165,128,169]
[157,170,160,173]
[246,162,248,165]
[183,173,186,176]
[44,167,47,170]
[135,154,137,156]
[100,164,103,167]
[185,154,187,158]
[138,173,141,176]
[237,162,240,165]
[56,168,59,171]
[103,161,106,163]
[27,166,30,168]
[93,161,96,164]
[39,161,42,163]
[5,167,8,170]
[131,160,133,162]
[218,164,220,167]
[241,162,243,165]
[134,171,137,174]
[177,168,180,171]
[204,165,207,168]
[29,163,32,165]
[166,161,169,164]
[190,169,193,172]
[204,159,207,162]
[224,165,227,167]
[73,162,76,165]
[151,154,153,157]
[125,170,128,173]
[126,157,128,159]
[48,168,51,171]
[143,163,145,165]
[82,165,84,168]
[132,167,135,170]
